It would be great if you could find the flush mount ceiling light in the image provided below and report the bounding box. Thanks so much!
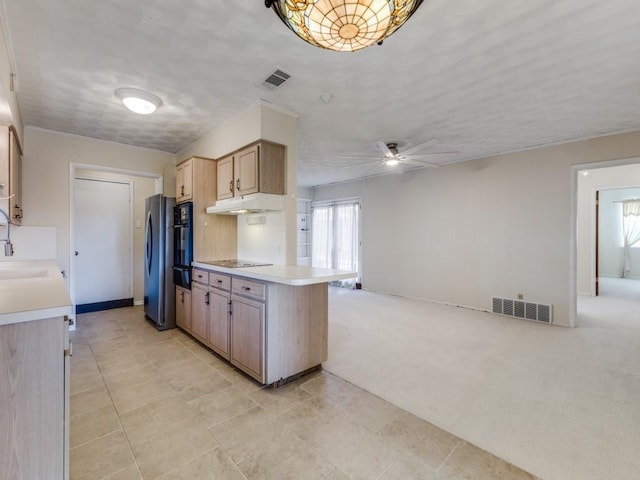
[114,88,162,115]
[265,0,424,53]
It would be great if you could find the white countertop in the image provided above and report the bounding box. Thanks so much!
[192,261,356,286]
[0,260,73,326]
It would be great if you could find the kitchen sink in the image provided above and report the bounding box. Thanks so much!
[0,263,60,280]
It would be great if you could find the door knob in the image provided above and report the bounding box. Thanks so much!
[75,251,78,256]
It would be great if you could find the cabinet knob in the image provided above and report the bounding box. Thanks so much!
[205,292,210,305]
[236,179,240,191]
[229,180,233,193]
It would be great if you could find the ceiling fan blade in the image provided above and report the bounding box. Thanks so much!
[399,138,439,156]
[401,158,439,168]
[338,159,380,169]
[335,154,377,159]
[402,151,459,160]
[375,141,395,159]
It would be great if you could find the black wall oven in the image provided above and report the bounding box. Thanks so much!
[173,202,193,289]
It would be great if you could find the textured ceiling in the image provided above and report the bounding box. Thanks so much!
[3,0,640,187]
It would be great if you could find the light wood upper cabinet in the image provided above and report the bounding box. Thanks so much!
[215,141,286,201]
[216,156,234,201]
[0,126,23,225]
[176,158,194,203]
[235,145,259,196]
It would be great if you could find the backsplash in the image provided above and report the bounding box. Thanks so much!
[0,226,57,261]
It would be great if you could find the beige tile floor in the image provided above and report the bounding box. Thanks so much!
[70,306,537,480]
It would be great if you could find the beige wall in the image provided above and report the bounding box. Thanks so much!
[75,169,156,303]
[177,102,298,265]
[314,131,640,327]
[22,127,175,297]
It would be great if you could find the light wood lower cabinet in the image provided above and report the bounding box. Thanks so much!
[183,269,328,385]
[208,287,231,360]
[191,282,209,344]
[0,316,69,479]
[175,286,192,332]
[230,294,265,382]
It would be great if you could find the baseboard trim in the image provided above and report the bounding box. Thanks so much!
[76,298,134,314]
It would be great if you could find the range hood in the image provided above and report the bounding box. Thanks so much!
[206,193,285,215]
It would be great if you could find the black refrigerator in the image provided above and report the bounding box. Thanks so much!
[144,194,176,330]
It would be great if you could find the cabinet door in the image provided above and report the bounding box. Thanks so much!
[216,156,234,200]
[176,164,185,202]
[191,283,208,343]
[230,295,264,382]
[0,317,65,479]
[176,159,193,203]
[234,145,259,196]
[208,288,230,359]
[6,129,22,225]
[176,286,192,332]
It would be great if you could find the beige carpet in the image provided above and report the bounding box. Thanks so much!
[323,279,640,480]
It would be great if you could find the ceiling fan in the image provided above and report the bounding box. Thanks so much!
[338,138,458,171]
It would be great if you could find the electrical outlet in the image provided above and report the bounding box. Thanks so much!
[517,293,524,300]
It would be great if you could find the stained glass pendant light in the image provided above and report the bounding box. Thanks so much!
[265,0,424,52]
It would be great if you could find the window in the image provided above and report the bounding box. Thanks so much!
[311,200,360,288]
[621,199,640,276]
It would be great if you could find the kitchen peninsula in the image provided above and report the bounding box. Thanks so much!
[184,260,355,385]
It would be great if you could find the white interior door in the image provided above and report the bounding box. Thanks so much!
[73,178,131,305]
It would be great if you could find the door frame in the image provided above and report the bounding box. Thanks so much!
[68,163,163,316]
[570,156,640,327]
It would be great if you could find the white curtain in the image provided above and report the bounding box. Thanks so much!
[621,200,640,277]
[312,202,359,288]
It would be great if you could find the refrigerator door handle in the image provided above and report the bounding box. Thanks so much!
[146,210,153,275]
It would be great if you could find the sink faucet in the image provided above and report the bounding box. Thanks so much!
[0,208,13,256]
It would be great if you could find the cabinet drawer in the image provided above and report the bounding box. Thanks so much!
[209,272,231,290]
[193,268,209,285]
[232,277,266,301]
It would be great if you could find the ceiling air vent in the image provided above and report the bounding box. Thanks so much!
[260,68,292,90]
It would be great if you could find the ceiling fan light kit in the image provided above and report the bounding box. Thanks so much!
[265,0,424,52]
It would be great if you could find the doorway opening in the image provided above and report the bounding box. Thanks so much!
[69,163,162,317]
[574,161,640,328]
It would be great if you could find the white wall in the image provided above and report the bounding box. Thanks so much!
[314,131,640,327]
[22,127,175,295]
[576,164,640,294]
[177,102,298,265]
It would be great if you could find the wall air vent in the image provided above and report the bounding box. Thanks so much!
[491,297,553,324]
[260,68,292,90]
